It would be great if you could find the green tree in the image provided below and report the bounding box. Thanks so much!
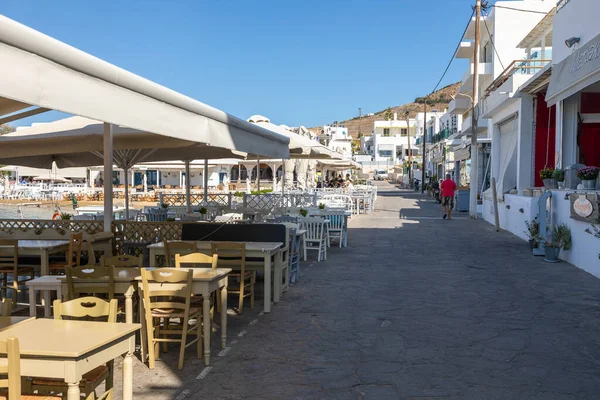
[383,108,394,121]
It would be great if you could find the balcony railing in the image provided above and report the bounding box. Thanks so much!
[431,128,454,144]
[484,59,551,97]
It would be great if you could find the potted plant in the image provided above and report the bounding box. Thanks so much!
[539,168,556,189]
[60,213,73,220]
[199,207,207,215]
[299,208,308,218]
[160,203,169,209]
[552,169,565,189]
[544,223,572,263]
[318,203,326,210]
[576,166,599,190]
[524,219,540,250]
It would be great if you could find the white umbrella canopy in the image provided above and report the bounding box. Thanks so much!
[0,116,253,168]
[247,115,340,160]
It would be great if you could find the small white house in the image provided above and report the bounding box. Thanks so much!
[369,113,418,166]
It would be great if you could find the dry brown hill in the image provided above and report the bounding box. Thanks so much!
[310,82,460,138]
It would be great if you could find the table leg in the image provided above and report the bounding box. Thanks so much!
[302,236,307,261]
[40,249,49,276]
[139,289,148,363]
[149,248,157,268]
[273,251,282,303]
[122,347,134,400]
[43,290,51,318]
[56,284,63,301]
[28,288,36,317]
[67,382,81,400]
[263,255,271,313]
[203,295,211,365]
[220,281,227,349]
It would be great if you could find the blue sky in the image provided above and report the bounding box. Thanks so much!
[1,0,474,128]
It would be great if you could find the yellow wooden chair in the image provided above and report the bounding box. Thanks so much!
[164,241,197,268]
[0,299,12,316]
[100,254,142,268]
[210,242,255,314]
[66,265,115,300]
[140,268,202,370]
[0,337,66,400]
[174,252,218,269]
[28,297,117,400]
[0,239,35,307]
[49,232,83,275]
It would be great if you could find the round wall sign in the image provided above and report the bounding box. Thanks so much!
[573,195,594,218]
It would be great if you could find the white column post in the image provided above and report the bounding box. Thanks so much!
[555,100,563,169]
[203,159,209,205]
[103,123,113,232]
[185,160,192,213]
[256,157,261,192]
[282,161,286,195]
[123,166,130,220]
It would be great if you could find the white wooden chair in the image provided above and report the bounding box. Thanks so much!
[322,211,345,248]
[301,217,327,262]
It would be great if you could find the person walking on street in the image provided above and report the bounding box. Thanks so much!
[440,173,457,220]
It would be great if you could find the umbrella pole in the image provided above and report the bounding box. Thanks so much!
[185,160,192,213]
[203,159,209,206]
[123,166,130,221]
[103,123,113,232]
[256,157,260,192]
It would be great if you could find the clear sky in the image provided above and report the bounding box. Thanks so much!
[1,0,475,128]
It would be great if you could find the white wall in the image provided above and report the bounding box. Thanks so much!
[482,194,538,240]
[553,0,599,64]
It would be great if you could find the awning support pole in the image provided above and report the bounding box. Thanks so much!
[203,159,209,206]
[103,122,113,232]
[185,160,192,213]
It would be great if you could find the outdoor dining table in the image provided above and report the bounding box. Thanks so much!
[0,318,139,400]
[135,267,230,366]
[147,241,284,313]
[0,316,33,331]
[55,267,230,366]
[3,240,70,276]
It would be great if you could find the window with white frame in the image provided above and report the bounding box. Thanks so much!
[383,128,390,137]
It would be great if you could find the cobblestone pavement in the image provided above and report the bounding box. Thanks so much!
[117,182,600,399]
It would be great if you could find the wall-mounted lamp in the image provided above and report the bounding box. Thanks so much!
[565,37,580,48]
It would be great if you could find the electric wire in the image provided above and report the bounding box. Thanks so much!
[491,4,550,15]
[429,8,476,95]
[482,10,505,71]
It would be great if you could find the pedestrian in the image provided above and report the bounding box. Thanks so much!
[440,173,456,220]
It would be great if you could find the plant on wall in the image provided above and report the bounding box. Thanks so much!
[539,168,554,180]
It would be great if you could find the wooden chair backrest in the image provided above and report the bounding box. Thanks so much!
[301,217,326,241]
[175,252,218,270]
[0,239,18,276]
[53,296,118,322]
[67,265,115,300]
[210,242,246,275]
[164,241,197,268]
[101,254,142,268]
[0,298,12,316]
[140,268,193,315]
[68,232,84,268]
[0,337,22,400]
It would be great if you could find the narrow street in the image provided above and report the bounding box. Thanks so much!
[131,181,600,400]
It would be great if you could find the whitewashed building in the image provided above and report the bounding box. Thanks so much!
[362,112,418,168]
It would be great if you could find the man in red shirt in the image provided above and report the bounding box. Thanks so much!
[440,173,457,220]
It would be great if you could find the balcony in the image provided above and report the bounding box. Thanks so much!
[461,111,488,136]
[449,97,471,115]
[455,41,474,59]
[460,62,493,94]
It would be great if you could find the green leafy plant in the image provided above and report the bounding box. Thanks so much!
[60,213,73,220]
[299,208,308,217]
[577,166,599,180]
[199,207,207,215]
[233,191,244,198]
[524,219,540,241]
[552,169,565,182]
[160,203,169,209]
[539,168,554,180]
[166,217,176,222]
[546,223,572,250]
[318,203,326,210]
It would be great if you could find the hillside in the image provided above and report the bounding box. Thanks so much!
[311,82,461,138]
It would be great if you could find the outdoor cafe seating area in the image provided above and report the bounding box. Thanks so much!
[0,186,375,399]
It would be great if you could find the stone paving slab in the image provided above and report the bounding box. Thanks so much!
[110,182,600,399]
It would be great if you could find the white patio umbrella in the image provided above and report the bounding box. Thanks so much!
[247,115,341,193]
[0,116,280,218]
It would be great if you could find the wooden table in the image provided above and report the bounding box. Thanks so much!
[26,276,63,317]
[135,268,230,366]
[0,318,139,400]
[0,316,33,331]
[147,241,283,313]
[3,240,70,276]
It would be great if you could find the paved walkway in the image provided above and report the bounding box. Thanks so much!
[123,182,600,399]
